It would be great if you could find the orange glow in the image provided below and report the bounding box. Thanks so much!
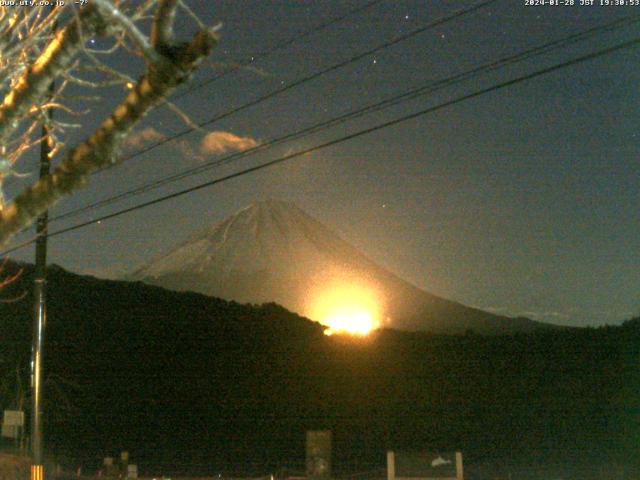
[306,282,383,336]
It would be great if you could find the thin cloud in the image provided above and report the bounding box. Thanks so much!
[519,310,570,321]
[124,128,259,163]
[479,306,509,314]
[124,127,165,149]
[200,131,259,155]
[83,263,129,280]
[475,305,573,321]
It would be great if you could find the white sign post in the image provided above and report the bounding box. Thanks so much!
[127,464,138,479]
[2,410,24,439]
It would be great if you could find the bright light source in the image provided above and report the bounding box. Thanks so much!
[324,309,377,336]
[306,281,383,336]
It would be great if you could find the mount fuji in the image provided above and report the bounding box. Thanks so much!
[130,200,549,334]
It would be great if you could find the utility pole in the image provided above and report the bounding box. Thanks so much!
[31,51,55,480]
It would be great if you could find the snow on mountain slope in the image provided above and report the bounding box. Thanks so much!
[130,200,550,334]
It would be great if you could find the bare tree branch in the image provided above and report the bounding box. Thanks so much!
[0,23,218,245]
[92,0,162,63]
[0,5,103,146]
[151,0,178,48]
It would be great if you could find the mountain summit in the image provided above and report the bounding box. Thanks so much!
[130,200,547,334]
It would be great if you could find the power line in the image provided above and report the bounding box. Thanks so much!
[98,0,499,172]
[110,0,386,163]
[49,13,640,224]
[1,34,637,257]
[0,0,500,248]
[108,0,388,169]
[169,0,388,103]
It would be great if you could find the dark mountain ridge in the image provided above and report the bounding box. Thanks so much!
[0,262,637,479]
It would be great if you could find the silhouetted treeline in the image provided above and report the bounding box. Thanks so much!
[0,262,638,479]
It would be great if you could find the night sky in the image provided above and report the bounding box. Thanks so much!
[4,0,639,327]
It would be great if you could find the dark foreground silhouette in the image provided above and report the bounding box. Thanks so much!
[0,262,637,479]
